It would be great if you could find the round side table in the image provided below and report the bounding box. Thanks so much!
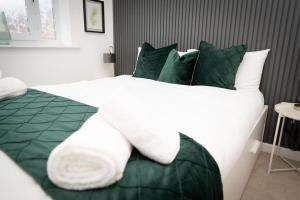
[267,102,300,174]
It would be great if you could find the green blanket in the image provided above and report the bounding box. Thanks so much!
[0,89,223,200]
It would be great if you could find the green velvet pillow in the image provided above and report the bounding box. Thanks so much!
[133,42,178,80]
[158,49,199,85]
[192,41,247,89]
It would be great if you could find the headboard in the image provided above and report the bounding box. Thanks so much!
[113,0,300,147]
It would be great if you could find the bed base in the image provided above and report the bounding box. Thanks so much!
[1,106,268,200]
[223,105,268,200]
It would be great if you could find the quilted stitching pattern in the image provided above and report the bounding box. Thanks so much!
[192,41,247,89]
[0,89,223,200]
[158,49,198,85]
[133,42,178,80]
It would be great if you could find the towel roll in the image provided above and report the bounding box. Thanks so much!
[47,113,132,190]
[0,77,27,100]
[102,90,180,165]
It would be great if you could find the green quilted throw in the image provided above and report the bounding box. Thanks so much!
[0,89,223,200]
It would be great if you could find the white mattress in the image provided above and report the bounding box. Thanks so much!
[0,75,264,200]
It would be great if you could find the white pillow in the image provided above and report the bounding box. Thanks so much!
[187,49,198,53]
[137,47,142,60]
[235,49,270,90]
[0,77,27,100]
[136,47,189,58]
[178,51,191,56]
[132,47,143,74]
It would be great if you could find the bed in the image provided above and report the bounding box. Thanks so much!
[0,75,267,200]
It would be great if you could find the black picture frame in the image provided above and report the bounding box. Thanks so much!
[83,0,105,33]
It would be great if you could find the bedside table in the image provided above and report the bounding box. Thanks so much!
[268,102,300,174]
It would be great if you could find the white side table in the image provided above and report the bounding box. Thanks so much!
[268,102,300,174]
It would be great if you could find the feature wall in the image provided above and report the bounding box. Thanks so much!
[113,0,300,146]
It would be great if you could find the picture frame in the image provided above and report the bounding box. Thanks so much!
[83,0,105,33]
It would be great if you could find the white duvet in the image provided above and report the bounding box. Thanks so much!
[0,75,264,200]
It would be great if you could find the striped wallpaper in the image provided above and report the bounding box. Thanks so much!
[113,0,300,146]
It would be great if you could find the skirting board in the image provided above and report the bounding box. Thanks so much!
[261,143,300,162]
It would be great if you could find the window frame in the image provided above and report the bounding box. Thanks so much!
[8,0,56,41]
[2,0,73,47]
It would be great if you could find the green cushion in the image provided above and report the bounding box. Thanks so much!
[192,41,247,89]
[133,42,178,80]
[158,49,198,85]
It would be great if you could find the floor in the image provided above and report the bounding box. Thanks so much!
[242,152,300,200]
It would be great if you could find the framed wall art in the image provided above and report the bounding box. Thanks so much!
[83,0,105,33]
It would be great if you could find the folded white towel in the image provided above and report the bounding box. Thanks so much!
[102,91,180,164]
[47,113,132,190]
[0,77,27,100]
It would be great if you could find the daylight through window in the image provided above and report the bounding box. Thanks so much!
[0,0,56,40]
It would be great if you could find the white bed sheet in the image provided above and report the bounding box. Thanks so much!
[0,75,264,200]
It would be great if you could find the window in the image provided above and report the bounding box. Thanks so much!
[0,0,56,41]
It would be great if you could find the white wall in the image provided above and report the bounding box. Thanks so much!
[0,0,114,86]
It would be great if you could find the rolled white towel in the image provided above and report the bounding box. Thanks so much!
[0,77,27,100]
[102,91,180,164]
[47,113,132,190]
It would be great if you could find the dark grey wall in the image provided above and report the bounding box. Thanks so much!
[113,0,300,145]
